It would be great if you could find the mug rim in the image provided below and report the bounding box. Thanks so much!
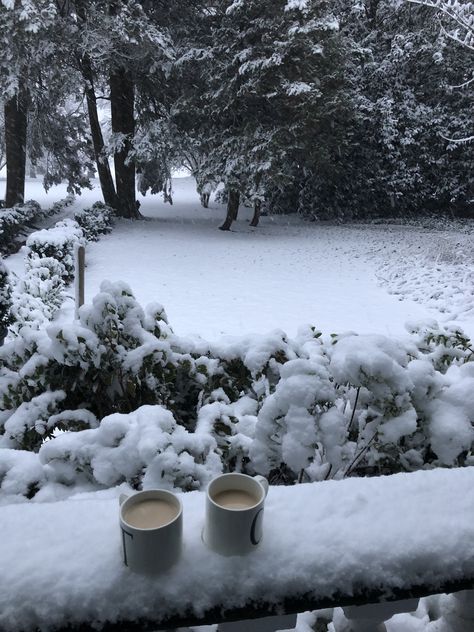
[207,473,264,512]
[120,489,183,531]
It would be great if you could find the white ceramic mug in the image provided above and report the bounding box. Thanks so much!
[119,489,183,574]
[203,473,269,556]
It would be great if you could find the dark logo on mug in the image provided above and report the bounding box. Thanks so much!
[250,509,264,545]
[121,527,134,567]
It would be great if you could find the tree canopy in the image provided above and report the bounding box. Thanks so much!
[1,0,472,222]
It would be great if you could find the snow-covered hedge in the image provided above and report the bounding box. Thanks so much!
[1,282,473,501]
[0,196,74,255]
[48,194,75,216]
[26,218,84,282]
[0,201,42,254]
[6,199,113,336]
[11,216,82,333]
[10,257,66,332]
[0,257,12,342]
[74,202,114,241]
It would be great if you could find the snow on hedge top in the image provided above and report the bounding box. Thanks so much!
[26,218,83,249]
[0,466,473,632]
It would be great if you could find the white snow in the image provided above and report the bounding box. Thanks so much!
[2,177,474,632]
[285,0,310,11]
[0,466,473,632]
[4,177,474,343]
[38,405,219,491]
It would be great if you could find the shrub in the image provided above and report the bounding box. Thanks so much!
[39,405,219,491]
[0,257,13,341]
[0,283,473,500]
[0,201,41,255]
[26,219,84,282]
[0,196,74,256]
[0,281,202,449]
[10,257,66,332]
[74,202,114,242]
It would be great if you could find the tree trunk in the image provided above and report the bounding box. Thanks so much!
[81,55,118,210]
[250,198,261,227]
[200,191,210,208]
[4,81,27,208]
[219,189,240,231]
[365,0,380,27]
[110,67,138,219]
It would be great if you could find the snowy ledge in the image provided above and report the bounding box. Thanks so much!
[1,467,474,632]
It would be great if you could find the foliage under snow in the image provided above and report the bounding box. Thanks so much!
[0,255,12,335]
[0,281,472,502]
[26,218,84,282]
[74,202,114,242]
[0,196,74,256]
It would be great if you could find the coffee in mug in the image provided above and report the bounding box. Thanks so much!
[122,498,179,529]
[203,473,269,556]
[212,489,260,510]
[119,489,183,574]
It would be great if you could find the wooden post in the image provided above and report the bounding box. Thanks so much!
[75,244,85,319]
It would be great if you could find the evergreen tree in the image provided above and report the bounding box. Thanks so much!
[172,0,349,229]
[0,1,95,206]
[0,256,12,344]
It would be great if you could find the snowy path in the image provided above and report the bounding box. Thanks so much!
[5,176,474,341]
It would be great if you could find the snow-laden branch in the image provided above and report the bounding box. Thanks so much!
[449,73,474,87]
[439,131,474,142]
[408,0,474,48]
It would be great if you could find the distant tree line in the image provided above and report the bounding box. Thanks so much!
[0,0,472,228]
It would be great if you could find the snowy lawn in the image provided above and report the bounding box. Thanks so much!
[0,466,473,632]
[6,176,474,342]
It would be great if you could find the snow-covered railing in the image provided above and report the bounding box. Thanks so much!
[1,466,474,632]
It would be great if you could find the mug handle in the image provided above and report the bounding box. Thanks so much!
[254,475,269,497]
[119,493,129,506]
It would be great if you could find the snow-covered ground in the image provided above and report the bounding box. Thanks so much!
[5,176,474,342]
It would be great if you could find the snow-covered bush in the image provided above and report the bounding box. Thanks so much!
[0,281,205,453]
[1,284,473,500]
[7,197,106,333]
[74,202,114,242]
[250,358,341,481]
[0,200,42,254]
[39,405,220,491]
[0,449,46,501]
[22,257,66,309]
[1,391,67,452]
[407,320,474,372]
[48,194,75,216]
[9,257,66,332]
[195,391,258,473]
[26,219,84,282]
[0,196,74,256]
[0,257,13,342]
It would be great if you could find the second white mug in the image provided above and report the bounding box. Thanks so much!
[203,473,269,556]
